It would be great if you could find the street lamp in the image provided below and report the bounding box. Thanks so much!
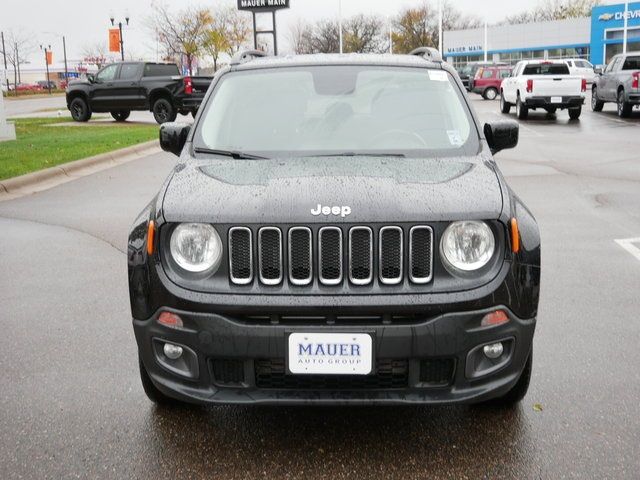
[40,44,52,95]
[110,14,130,61]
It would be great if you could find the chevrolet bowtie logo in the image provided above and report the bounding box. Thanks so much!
[599,13,614,21]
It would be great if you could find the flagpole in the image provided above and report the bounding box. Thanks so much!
[623,1,629,55]
[338,0,343,53]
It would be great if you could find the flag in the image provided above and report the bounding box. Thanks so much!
[109,28,121,53]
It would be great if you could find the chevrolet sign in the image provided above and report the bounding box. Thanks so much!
[237,0,290,11]
[599,9,640,22]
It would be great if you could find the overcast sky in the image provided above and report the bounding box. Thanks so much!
[0,0,565,69]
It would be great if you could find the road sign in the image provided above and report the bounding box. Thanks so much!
[237,0,289,12]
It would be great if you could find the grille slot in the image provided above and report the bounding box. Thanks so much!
[210,359,245,386]
[419,358,456,387]
[379,226,403,285]
[349,227,373,285]
[255,358,408,389]
[409,226,433,284]
[258,227,283,285]
[288,227,312,285]
[319,227,343,285]
[228,227,253,284]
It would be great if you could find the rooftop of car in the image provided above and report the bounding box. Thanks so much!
[231,53,446,71]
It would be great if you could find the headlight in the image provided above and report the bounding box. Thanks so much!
[441,221,495,272]
[169,223,222,273]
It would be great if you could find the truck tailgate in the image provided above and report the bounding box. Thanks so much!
[531,76,582,96]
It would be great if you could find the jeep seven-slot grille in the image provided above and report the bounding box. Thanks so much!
[228,226,433,287]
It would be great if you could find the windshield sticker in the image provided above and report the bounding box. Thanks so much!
[447,130,463,146]
[428,70,448,82]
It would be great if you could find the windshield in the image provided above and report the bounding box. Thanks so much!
[195,65,478,158]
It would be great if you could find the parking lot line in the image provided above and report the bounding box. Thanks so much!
[615,237,640,262]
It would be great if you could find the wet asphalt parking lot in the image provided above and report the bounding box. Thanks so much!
[1,95,640,479]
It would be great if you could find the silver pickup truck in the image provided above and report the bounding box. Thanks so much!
[592,52,640,117]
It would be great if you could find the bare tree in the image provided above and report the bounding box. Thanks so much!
[503,0,600,24]
[148,3,212,74]
[81,42,108,69]
[344,14,388,54]
[1,30,33,90]
[288,20,315,54]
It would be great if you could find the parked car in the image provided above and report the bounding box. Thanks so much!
[563,58,597,83]
[65,62,213,124]
[37,80,57,90]
[591,52,640,118]
[129,48,540,408]
[458,61,507,91]
[15,83,42,92]
[500,60,586,119]
[472,66,512,100]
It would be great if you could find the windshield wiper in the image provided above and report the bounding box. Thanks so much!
[193,148,268,160]
[306,152,406,158]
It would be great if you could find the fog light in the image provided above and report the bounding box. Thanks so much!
[163,343,183,360]
[483,342,504,359]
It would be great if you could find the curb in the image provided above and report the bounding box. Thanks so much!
[0,140,160,200]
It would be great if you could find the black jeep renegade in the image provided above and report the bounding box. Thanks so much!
[128,48,540,406]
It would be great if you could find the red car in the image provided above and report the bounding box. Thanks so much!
[15,83,43,92]
[472,66,513,100]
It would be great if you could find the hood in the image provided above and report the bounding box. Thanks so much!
[161,154,503,224]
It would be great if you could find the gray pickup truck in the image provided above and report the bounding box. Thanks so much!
[592,52,640,117]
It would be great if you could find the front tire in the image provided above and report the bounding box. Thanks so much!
[568,106,582,120]
[69,97,92,122]
[617,90,632,118]
[152,98,177,124]
[110,110,130,122]
[500,93,511,114]
[483,87,498,101]
[591,87,604,112]
[139,357,179,406]
[516,95,528,120]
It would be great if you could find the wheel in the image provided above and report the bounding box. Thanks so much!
[591,87,604,112]
[483,87,498,101]
[500,93,511,114]
[152,98,177,124]
[485,353,532,407]
[69,97,92,122]
[545,107,557,114]
[139,357,179,406]
[110,110,130,122]
[516,95,528,120]
[568,106,582,120]
[617,90,632,118]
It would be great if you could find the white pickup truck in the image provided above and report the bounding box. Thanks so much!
[500,60,586,120]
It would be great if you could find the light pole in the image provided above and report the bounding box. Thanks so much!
[40,44,52,94]
[438,0,443,55]
[623,1,629,55]
[110,14,130,61]
[338,0,343,54]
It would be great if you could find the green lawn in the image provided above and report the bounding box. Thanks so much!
[0,117,159,181]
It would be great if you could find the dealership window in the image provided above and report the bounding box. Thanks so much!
[605,41,640,64]
[547,47,590,60]
[448,54,483,69]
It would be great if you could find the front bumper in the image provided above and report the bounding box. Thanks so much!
[135,306,535,405]
[525,95,584,108]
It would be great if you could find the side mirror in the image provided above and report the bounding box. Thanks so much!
[484,121,519,155]
[87,74,95,83]
[160,122,191,157]
[594,67,603,75]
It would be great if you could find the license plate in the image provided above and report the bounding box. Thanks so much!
[288,332,373,375]
[551,96,562,103]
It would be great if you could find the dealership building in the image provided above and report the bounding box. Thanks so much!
[444,1,640,67]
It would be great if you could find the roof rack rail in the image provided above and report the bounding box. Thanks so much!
[230,49,269,66]
[409,47,442,63]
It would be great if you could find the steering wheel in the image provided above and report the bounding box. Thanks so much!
[368,129,428,149]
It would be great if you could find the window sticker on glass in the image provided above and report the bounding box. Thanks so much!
[447,130,463,146]
[428,70,448,82]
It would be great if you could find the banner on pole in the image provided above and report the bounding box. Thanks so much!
[46,51,53,65]
[109,29,121,53]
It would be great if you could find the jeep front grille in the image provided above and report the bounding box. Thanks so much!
[228,225,433,287]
